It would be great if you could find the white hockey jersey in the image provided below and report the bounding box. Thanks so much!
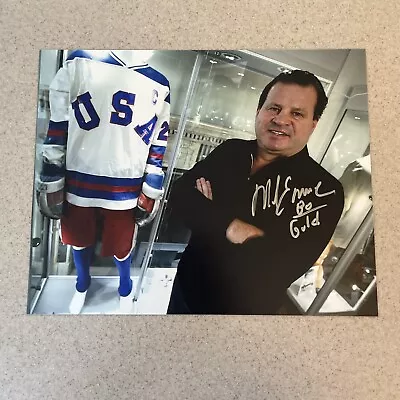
[41,50,170,210]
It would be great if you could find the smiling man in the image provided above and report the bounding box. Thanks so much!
[167,70,344,315]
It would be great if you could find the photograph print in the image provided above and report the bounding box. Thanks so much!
[28,49,377,316]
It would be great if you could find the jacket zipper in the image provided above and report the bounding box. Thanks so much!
[248,153,254,180]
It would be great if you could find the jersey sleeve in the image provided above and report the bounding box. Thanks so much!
[141,87,170,200]
[40,65,70,184]
[168,140,239,238]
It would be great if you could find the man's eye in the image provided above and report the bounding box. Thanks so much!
[293,112,303,117]
[269,106,279,112]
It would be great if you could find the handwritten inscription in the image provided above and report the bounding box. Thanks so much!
[251,176,335,239]
[251,175,291,217]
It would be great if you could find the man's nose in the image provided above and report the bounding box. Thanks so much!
[272,112,291,125]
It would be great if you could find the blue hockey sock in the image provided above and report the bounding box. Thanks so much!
[72,246,94,293]
[113,254,133,297]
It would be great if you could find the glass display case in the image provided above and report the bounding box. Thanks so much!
[28,50,64,312]
[286,84,377,315]
[28,50,199,314]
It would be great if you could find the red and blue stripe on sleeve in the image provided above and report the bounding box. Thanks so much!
[44,120,68,146]
[146,145,166,169]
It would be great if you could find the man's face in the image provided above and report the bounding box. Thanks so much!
[255,82,319,158]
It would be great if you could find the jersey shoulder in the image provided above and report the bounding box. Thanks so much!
[66,50,124,67]
[134,65,170,89]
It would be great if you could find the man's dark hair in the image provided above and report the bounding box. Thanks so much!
[257,70,328,120]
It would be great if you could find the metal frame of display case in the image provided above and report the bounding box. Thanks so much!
[306,207,375,315]
[27,50,66,313]
[133,53,205,301]
[288,83,375,315]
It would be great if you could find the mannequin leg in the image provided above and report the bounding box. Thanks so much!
[69,245,94,314]
[60,203,96,314]
[100,207,137,313]
[113,252,134,313]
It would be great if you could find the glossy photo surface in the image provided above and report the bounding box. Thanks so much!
[28,49,376,316]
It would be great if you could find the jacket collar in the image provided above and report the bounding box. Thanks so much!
[248,139,310,168]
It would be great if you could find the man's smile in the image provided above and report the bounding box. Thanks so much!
[268,128,290,137]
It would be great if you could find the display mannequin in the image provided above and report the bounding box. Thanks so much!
[318,153,372,282]
[332,154,372,249]
[37,50,170,314]
[297,154,372,292]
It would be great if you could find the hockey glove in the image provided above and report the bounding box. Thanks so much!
[36,177,65,219]
[135,192,160,227]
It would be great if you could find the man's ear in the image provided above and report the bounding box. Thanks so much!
[311,119,318,132]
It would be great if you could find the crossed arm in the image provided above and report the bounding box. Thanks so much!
[195,177,264,244]
[172,138,344,289]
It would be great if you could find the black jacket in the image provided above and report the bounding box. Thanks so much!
[170,139,344,314]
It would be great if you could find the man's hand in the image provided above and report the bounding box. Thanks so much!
[226,218,265,244]
[196,177,213,200]
[195,178,263,244]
